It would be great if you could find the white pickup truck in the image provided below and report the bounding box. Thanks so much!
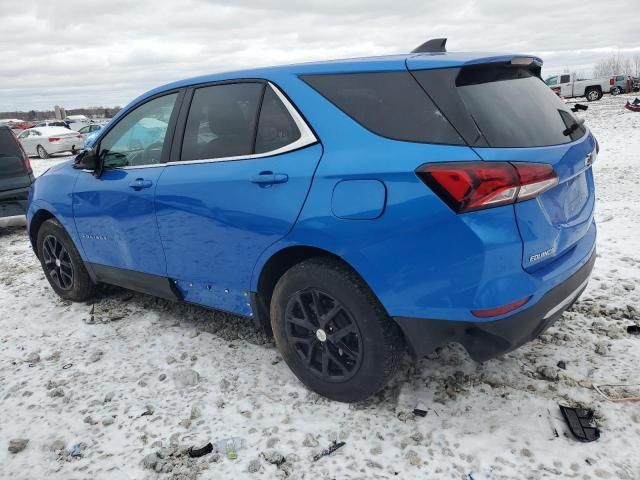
[544,73,612,101]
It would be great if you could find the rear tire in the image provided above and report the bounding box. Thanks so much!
[611,87,621,96]
[270,257,404,402]
[37,145,50,159]
[585,88,602,101]
[37,218,95,301]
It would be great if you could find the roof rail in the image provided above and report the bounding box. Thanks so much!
[411,38,447,53]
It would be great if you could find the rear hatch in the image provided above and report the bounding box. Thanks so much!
[409,58,596,271]
[0,127,32,192]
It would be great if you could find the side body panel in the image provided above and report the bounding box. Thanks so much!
[72,166,167,275]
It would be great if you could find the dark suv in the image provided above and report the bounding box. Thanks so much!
[0,126,33,221]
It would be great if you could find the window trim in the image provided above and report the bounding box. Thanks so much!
[168,81,317,167]
[95,89,185,171]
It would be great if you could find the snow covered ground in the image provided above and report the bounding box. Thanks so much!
[1,93,639,480]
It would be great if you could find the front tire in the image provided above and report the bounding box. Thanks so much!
[37,145,50,159]
[270,257,404,402]
[37,219,95,301]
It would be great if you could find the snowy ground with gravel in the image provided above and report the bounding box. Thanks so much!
[1,93,639,480]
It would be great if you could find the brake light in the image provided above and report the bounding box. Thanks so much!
[595,139,599,155]
[76,134,82,139]
[416,162,558,213]
[610,78,614,85]
[472,296,531,318]
[49,137,60,142]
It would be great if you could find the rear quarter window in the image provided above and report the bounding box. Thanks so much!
[300,71,464,145]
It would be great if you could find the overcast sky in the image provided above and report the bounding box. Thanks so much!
[1,0,638,111]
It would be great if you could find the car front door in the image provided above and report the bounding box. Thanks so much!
[73,91,182,281]
[155,81,321,315]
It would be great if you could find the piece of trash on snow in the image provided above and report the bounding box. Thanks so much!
[627,325,640,335]
[571,103,588,112]
[140,405,155,416]
[559,405,600,442]
[312,441,346,462]
[216,437,244,460]
[68,443,82,457]
[557,360,567,370]
[62,363,73,369]
[188,442,213,458]
[413,408,428,417]
[594,383,640,403]
[546,408,559,438]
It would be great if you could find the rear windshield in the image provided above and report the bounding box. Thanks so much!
[301,72,464,145]
[451,65,585,147]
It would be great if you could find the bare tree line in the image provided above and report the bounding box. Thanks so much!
[593,53,640,78]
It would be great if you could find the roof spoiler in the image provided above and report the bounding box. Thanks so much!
[411,38,447,53]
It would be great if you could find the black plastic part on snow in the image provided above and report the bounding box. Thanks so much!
[413,408,428,417]
[559,405,600,442]
[188,442,213,458]
[411,38,447,53]
[312,441,346,462]
[627,325,640,335]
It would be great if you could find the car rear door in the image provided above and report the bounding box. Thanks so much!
[410,61,596,271]
[155,81,321,315]
[73,91,182,279]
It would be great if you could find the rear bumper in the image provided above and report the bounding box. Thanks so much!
[394,249,595,362]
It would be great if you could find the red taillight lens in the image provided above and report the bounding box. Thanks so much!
[76,134,82,139]
[610,78,614,85]
[416,162,558,213]
[471,296,531,318]
[595,139,599,155]
[49,137,60,142]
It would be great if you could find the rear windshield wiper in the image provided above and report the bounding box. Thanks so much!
[562,117,585,137]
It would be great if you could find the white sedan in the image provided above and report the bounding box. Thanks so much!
[17,126,84,159]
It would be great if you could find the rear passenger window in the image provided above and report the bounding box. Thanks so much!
[181,83,263,161]
[301,71,463,145]
[560,74,571,83]
[255,86,301,154]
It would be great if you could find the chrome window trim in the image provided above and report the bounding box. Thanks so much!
[166,81,317,167]
[106,82,317,171]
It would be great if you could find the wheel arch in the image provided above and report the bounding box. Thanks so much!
[252,244,390,333]
[28,209,56,251]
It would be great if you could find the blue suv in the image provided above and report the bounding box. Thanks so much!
[27,40,597,401]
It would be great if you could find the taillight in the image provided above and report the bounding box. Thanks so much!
[23,153,32,174]
[76,134,82,139]
[49,137,60,142]
[595,139,599,155]
[416,162,558,213]
[610,78,614,85]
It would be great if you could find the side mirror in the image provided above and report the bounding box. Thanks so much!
[73,148,99,171]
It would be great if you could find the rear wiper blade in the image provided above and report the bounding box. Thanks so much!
[562,117,585,136]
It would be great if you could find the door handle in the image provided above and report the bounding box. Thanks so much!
[250,171,289,187]
[128,178,153,190]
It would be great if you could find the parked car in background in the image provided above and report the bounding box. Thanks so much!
[77,123,103,139]
[0,126,33,221]
[545,72,611,101]
[17,127,84,158]
[609,74,632,95]
[0,119,35,132]
[36,120,69,129]
[27,43,597,401]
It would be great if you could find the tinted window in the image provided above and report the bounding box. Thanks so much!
[181,83,263,161]
[99,93,177,168]
[0,128,26,178]
[255,86,301,154]
[452,66,584,147]
[301,72,464,145]
[545,76,558,85]
[560,74,571,83]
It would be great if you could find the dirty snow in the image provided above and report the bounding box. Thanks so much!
[1,93,639,479]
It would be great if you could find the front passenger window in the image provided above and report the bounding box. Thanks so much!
[99,93,178,168]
